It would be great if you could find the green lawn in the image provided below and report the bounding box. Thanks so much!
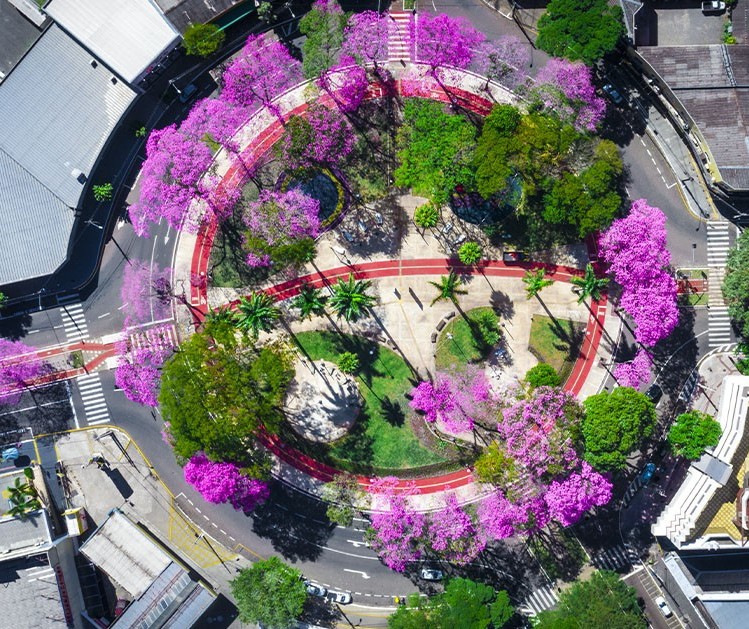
[289,331,448,472]
[528,315,586,385]
[435,307,499,370]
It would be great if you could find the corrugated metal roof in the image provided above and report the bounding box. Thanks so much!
[0,151,75,284]
[45,0,180,84]
[0,24,136,285]
[80,510,171,598]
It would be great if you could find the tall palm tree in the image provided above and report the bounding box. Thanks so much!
[429,271,468,306]
[329,274,375,322]
[204,306,235,325]
[570,263,608,304]
[522,268,554,300]
[234,292,280,338]
[292,283,327,320]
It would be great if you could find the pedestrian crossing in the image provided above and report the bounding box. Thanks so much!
[59,301,88,343]
[518,584,559,616]
[706,221,733,348]
[76,373,110,426]
[388,12,413,62]
[591,544,639,572]
[127,324,178,353]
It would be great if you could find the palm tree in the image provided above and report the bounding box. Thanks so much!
[329,274,375,322]
[234,292,280,338]
[204,306,235,324]
[293,283,327,320]
[522,268,554,300]
[429,271,468,306]
[570,263,608,304]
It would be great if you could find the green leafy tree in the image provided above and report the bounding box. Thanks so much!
[429,271,467,306]
[329,274,375,322]
[182,23,226,57]
[582,387,657,471]
[525,363,562,389]
[474,442,519,489]
[0,292,7,310]
[474,309,501,348]
[292,283,327,320]
[299,0,348,78]
[473,104,521,199]
[536,0,626,65]
[523,268,554,300]
[235,292,280,339]
[230,556,307,628]
[458,241,483,266]
[414,203,440,230]
[5,476,41,519]
[395,99,477,205]
[668,410,722,460]
[257,1,275,23]
[723,229,749,339]
[320,473,366,526]
[92,182,113,202]
[337,351,360,374]
[570,263,608,304]
[535,570,646,629]
[388,578,514,629]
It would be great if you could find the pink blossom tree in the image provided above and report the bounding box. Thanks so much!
[476,491,526,540]
[181,97,247,152]
[427,494,485,563]
[341,10,390,74]
[184,451,270,512]
[242,189,320,268]
[413,13,485,75]
[614,348,653,390]
[129,125,239,236]
[318,58,369,113]
[114,324,175,407]
[221,33,303,122]
[120,261,173,326]
[599,199,679,346]
[0,339,47,405]
[410,367,495,434]
[533,59,606,133]
[544,462,612,527]
[279,105,356,170]
[475,35,530,91]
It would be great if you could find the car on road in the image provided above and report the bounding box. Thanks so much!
[420,568,444,581]
[645,383,663,405]
[602,83,625,105]
[639,463,656,484]
[702,0,726,13]
[655,595,673,617]
[503,251,527,264]
[326,590,353,605]
[305,581,327,598]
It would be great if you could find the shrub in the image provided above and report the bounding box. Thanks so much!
[183,23,225,57]
[474,309,501,348]
[414,203,440,229]
[525,363,562,389]
[338,352,360,374]
[458,241,483,265]
[93,183,113,202]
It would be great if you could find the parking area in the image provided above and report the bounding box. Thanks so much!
[625,567,684,629]
[649,2,727,46]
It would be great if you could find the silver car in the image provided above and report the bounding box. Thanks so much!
[304,581,327,598]
[326,590,353,605]
[420,568,444,581]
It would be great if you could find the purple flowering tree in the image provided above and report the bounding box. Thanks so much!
[614,348,653,390]
[533,59,606,133]
[221,33,303,123]
[599,199,679,346]
[242,189,320,268]
[184,451,270,512]
[279,105,356,170]
[413,13,485,76]
[544,462,612,527]
[341,10,390,76]
[114,324,175,407]
[476,491,527,540]
[120,261,173,326]
[318,58,369,114]
[475,36,531,91]
[410,368,495,435]
[181,97,247,152]
[0,339,47,405]
[427,494,485,563]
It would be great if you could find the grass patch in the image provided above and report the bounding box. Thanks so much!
[289,331,449,472]
[435,307,500,370]
[679,292,708,307]
[528,315,586,386]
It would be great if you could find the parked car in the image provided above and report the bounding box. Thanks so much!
[645,383,663,405]
[655,595,673,617]
[639,463,656,484]
[602,83,624,105]
[326,590,353,605]
[701,0,726,13]
[503,251,527,264]
[420,568,444,581]
[304,581,327,598]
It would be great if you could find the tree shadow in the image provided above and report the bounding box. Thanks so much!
[0,312,33,341]
[380,395,405,427]
[250,481,336,562]
[490,290,515,320]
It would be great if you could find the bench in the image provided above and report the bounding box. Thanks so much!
[431,332,438,343]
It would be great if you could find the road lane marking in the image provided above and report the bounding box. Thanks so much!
[344,569,371,579]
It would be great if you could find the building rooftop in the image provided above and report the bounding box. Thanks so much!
[0,553,69,628]
[45,0,180,84]
[154,0,237,33]
[0,508,53,559]
[0,0,43,78]
[0,23,136,286]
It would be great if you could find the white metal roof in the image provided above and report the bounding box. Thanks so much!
[45,0,180,84]
[80,510,171,598]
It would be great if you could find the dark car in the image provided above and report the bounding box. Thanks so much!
[639,463,656,484]
[503,251,527,264]
[645,384,663,405]
[602,83,624,105]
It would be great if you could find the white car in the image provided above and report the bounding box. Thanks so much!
[304,581,327,598]
[655,596,673,617]
[326,590,353,605]
[420,568,444,581]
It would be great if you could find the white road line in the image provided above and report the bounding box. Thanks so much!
[98,312,111,319]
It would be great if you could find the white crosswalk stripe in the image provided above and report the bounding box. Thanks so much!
[388,12,414,62]
[127,324,178,353]
[707,221,734,347]
[518,585,559,616]
[592,544,639,572]
[76,373,110,425]
[59,302,89,342]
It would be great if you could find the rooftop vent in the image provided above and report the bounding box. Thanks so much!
[110,76,117,85]
[90,59,98,69]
